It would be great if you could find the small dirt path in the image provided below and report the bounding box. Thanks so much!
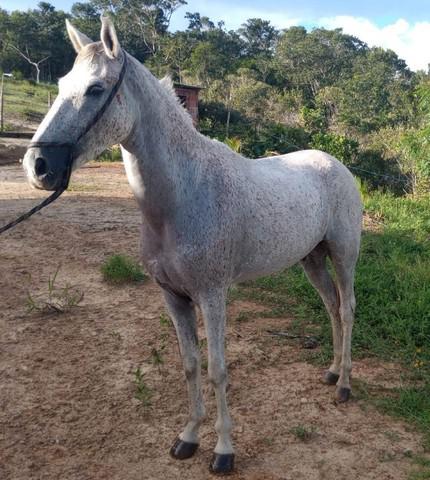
[0,163,425,480]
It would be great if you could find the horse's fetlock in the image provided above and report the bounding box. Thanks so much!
[215,416,232,435]
[208,368,227,388]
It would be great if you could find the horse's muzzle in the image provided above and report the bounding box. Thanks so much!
[24,144,73,191]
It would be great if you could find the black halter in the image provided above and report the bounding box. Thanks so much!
[0,51,128,235]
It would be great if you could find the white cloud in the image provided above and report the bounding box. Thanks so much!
[319,15,430,71]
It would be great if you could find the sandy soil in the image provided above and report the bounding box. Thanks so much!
[0,163,426,480]
[0,138,29,166]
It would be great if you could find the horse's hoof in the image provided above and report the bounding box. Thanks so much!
[323,370,339,385]
[209,453,235,475]
[335,387,351,403]
[169,437,199,460]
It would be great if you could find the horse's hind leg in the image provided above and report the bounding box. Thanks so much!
[300,242,343,386]
[330,251,357,403]
[162,289,205,460]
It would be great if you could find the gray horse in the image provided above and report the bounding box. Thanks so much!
[23,17,362,475]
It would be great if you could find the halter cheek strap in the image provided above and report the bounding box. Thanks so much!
[0,51,128,235]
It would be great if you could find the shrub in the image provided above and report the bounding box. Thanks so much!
[97,145,122,162]
[310,132,359,166]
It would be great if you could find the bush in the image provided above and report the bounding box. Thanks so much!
[310,132,359,166]
[101,254,147,284]
[242,123,310,158]
[97,145,122,162]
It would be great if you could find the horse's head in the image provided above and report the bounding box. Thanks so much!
[23,17,136,190]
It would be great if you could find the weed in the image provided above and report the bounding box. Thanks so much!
[289,425,317,442]
[159,313,171,328]
[150,347,164,368]
[110,330,122,341]
[133,367,153,407]
[26,267,84,314]
[235,310,251,323]
[101,254,147,285]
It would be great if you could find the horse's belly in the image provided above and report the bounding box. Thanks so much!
[233,189,329,282]
[233,226,324,282]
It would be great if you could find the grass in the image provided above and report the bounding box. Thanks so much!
[289,425,317,442]
[233,191,430,448]
[26,266,84,314]
[101,254,147,285]
[2,78,57,128]
[409,456,430,480]
[133,367,153,407]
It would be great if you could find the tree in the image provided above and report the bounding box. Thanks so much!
[86,0,187,59]
[0,3,73,82]
[275,27,366,100]
[8,44,49,83]
[238,18,278,57]
[335,48,414,134]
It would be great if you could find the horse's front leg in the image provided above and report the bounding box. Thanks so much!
[200,289,234,475]
[162,289,206,459]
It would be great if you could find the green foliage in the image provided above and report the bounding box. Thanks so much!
[224,137,242,153]
[377,387,430,449]
[133,367,153,407]
[1,4,428,194]
[97,145,122,162]
[301,106,327,132]
[2,78,57,128]
[335,48,413,134]
[101,254,147,285]
[245,123,310,158]
[310,132,358,165]
[289,425,317,442]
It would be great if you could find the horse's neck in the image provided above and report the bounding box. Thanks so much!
[122,58,204,228]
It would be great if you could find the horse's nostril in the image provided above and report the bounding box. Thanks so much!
[35,157,48,177]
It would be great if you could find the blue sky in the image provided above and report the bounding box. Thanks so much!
[3,0,430,70]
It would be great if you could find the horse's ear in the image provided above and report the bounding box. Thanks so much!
[66,19,93,53]
[100,15,121,59]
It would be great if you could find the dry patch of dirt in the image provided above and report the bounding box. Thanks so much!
[0,163,426,480]
[0,138,29,166]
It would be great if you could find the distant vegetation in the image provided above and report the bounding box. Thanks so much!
[1,1,430,192]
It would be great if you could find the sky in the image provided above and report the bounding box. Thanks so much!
[3,0,430,71]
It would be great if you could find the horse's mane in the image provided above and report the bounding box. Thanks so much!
[159,75,193,126]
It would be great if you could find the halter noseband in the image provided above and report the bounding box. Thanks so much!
[0,51,128,235]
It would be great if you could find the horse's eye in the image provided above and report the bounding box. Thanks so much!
[85,84,104,96]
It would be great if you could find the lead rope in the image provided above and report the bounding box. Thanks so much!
[0,167,71,234]
[0,51,127,235]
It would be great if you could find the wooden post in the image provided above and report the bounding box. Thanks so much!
[0,73,4,132]
[48,91,52,108]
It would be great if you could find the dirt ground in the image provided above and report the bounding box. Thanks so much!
[0,138,29,166]
[0,162,426,480]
